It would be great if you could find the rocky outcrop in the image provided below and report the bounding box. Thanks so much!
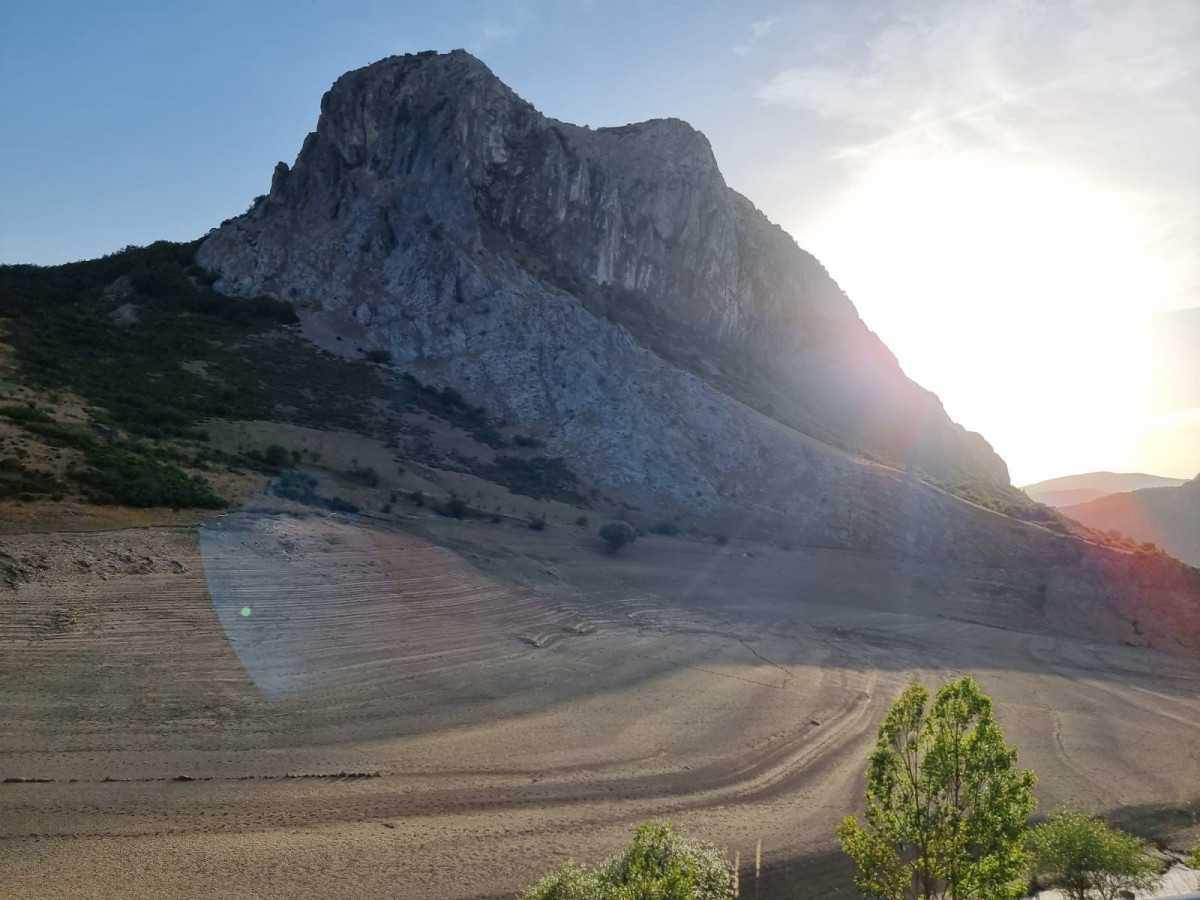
[198,51,1006,532]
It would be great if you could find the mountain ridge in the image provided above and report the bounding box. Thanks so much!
[1061,475,1200,567]
[1023,471,1189,496]
[198,49,1010,534]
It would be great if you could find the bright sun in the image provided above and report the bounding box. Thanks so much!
[805,152,1172,485]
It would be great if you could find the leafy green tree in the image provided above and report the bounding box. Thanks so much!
[838,676,1037,900]
[522,822,733,900]
[599,520,638,554]
[1028,810,1161,900]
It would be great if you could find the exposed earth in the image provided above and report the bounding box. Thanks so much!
[3,507,1198,899]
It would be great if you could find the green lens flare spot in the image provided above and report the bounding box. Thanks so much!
[240,606,252,617]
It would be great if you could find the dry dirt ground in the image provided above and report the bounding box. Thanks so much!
[2,510,1198,899]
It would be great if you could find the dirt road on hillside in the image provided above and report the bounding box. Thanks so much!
[2,513,1198,899]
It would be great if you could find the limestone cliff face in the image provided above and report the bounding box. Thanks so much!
[198,50,1010,551]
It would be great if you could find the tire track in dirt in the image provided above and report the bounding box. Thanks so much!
[4,517,1200,900]
[1,631,883,842]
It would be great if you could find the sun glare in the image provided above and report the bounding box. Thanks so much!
[806,152,1171,484]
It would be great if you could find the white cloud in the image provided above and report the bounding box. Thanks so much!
[733,16,779,57]
[749,17,777,41]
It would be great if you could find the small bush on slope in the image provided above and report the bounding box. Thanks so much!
[521,822,734,900]
[1028,810,1160,900]
[599,520,637,554]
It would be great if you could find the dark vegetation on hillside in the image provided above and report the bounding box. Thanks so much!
[272,470,359,513]
[0,453,64,502]
[1,240,374,438]
[0,240,587,509]
[0,401,223,508]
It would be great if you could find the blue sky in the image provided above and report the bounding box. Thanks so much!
[2,1,1197,482]
[1,0,847,264]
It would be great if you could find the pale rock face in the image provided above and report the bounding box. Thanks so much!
[197,50,1010,555]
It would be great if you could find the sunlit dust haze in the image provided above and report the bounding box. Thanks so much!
[2,0,1197,485]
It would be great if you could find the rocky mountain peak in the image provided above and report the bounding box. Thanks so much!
[199,50,1012,543]
[585,117,721,178]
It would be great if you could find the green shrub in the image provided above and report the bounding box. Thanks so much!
[1028,810,1161,900]
[528,514,546,531]
[79,445,224,509]
[272,470,357,513]
[476,455,587,506]
[263,443,290,468]
[273,470,319,503]
[575,515,589,528]
[345,464,379,487]
[650,520,679,536]
[23,420,98,451]
[0,402,220,507]
[434,496,467,518]
[409,490,425,507]
[394,375,505,448]
[599,520,637,554]
[364,348,392,364]
[324,495,359,513]
[521,862,602,900]
[521,822,734,900]
[0,457,65,500]
[0,403,52,424]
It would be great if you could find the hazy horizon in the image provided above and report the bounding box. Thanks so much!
[2,0,1196,485]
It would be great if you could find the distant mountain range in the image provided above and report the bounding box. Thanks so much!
[1059,475,1200,567]
[1022,471,1188,508]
